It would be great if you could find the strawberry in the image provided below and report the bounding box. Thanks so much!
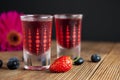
[49,56,72,73]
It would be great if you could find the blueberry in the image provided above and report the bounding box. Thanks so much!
[91,54,101,62]
[7,57,20,70]
[74,57,84,65]
[9,57,19,62]
[0,60,3,68]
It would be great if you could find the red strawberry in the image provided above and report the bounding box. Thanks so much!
[49,56,72,73]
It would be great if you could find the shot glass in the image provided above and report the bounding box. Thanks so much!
[20,15,53,70]
[54,14,83,59]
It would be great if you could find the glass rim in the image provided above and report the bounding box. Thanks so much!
[54,14,83,19]
[20,14,53,21]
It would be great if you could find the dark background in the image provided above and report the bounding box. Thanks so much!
[0,0,120,42]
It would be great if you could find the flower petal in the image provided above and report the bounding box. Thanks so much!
[0,11,23,51]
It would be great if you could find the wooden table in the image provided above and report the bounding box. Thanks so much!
[0,41,120,80]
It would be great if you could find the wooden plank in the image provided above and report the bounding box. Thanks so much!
[42,42,102,80]
[66,42,114,80]
[0,41,114,80]
[89,43,120,80]
[43,42,114,80]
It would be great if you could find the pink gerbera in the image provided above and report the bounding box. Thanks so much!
[0,11,23,51]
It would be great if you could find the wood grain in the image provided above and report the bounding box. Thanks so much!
[0,41,119,80]
[89,43,120,80]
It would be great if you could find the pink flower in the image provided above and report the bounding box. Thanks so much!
[0,11,23,51]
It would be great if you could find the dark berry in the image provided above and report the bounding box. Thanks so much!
[9,57,19,62]
[0,60,3,68]
[74,57,84,65]
[41,58,50,66]
[7,57,20,70]
[91,54,101,62]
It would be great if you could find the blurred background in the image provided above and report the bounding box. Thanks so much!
[0,0,120,42]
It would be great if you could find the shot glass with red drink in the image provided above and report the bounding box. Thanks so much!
[54,14,83,59]
[21,15,53,70]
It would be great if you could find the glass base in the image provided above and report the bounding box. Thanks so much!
[24,65,49,70]
[23,49,50,70]
[57,44,80,59]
